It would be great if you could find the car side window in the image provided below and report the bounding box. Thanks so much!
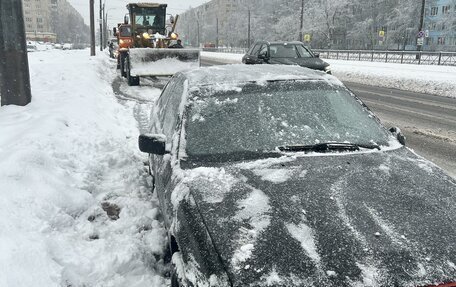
[258,44,268,56]
[251,44,261,56]
[161,75,186,141]
[156,82,173,126]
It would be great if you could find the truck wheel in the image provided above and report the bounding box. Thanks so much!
[120,53,127,77]
[126,56,140,86]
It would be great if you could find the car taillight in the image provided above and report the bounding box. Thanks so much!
[425,283,456,287]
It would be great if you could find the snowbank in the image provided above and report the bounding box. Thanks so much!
[0,50,166,286]
[326,59,456,98]
[200,51,456,98]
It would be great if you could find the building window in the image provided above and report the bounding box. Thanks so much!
[25,17,32,22]
[36,17,43,23]
[430,6,438,16]
[438,37,445,45]
[442,5,450,14]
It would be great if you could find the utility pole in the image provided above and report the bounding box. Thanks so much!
[418,0,426,51]
[248,9,251,48]
[0,0,32,106]
[90,0,95,55]
[99,0,102,51]
[102,3,105,49]
[197,19,200,48]
[299,0,304,41]
[216,17,219,48]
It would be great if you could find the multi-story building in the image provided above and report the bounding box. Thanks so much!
[22,0,88,44]
[424,0,456,51]
[23,0,57,42]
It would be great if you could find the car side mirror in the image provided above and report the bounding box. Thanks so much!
[314,52,320,58]
[138,134,169,155]
[389,127,406,145]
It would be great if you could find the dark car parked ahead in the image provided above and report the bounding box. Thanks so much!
[242,41,331,74]
[139,64,456,287]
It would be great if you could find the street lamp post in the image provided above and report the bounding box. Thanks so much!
[90,0,95,55]
[418,0,426,51]
[247,9,251,48]
[216,17,219,48]
[99,0,102,51]
[299,0,304,41]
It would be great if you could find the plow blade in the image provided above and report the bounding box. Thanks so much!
[129,48,200,77]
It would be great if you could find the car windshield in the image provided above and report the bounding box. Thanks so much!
[134,8,165,27]
[270,44,313,58]
[119,26,131,37]
[184,80,391,161]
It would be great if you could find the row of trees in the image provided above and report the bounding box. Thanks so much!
[177,0,456,51]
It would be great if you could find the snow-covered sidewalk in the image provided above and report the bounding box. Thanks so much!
[201,51,456,98]
[0,50,167,287]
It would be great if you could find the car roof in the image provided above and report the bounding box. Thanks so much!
[254,41,305,46]
[181,64,342,88]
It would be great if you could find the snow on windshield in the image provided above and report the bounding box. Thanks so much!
[183,80,391,160]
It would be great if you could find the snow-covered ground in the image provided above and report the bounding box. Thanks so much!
[201,51,456,98]
[1,48,455,287]
[0,49,168,286]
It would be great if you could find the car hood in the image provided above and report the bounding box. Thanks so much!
[185,147,456,286]
[268,57,329,70]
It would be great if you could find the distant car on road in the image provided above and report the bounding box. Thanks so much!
[27,42,37,52]
[243,41,331,74]
[62,43,72,50]
[138,64,456,287]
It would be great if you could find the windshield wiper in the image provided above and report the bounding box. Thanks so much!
[277,142,381,153]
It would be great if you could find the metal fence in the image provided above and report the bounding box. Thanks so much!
[314,49,456,66]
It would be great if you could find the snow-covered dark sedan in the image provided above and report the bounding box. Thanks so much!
[138,64,456,287]
[242,41,331,74]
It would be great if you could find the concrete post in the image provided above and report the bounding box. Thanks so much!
[90,0,95,56]
[0,0,32,106]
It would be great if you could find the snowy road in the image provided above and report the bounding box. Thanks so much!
[201,58,456,178]
[345,82,456,178]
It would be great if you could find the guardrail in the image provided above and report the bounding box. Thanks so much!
[314,49,456,66]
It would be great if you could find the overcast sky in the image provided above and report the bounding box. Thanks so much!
[68,0,208,26]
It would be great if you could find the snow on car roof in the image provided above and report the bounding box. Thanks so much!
[182,64,343,88]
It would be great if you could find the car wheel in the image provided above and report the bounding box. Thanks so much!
[170,267,180,287]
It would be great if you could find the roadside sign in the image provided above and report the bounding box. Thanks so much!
[304,34,311,42]
[425,30,429,38]
[417,37,424,46]
[417,30,425,38]
[379,30,385,37]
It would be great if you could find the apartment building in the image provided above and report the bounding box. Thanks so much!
[424,0,456,51]
[23,0,56,42]
[22,0,87,43]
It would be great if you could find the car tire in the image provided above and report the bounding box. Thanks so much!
[170,267,180,287]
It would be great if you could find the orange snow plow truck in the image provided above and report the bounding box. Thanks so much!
[114,3,200,86]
